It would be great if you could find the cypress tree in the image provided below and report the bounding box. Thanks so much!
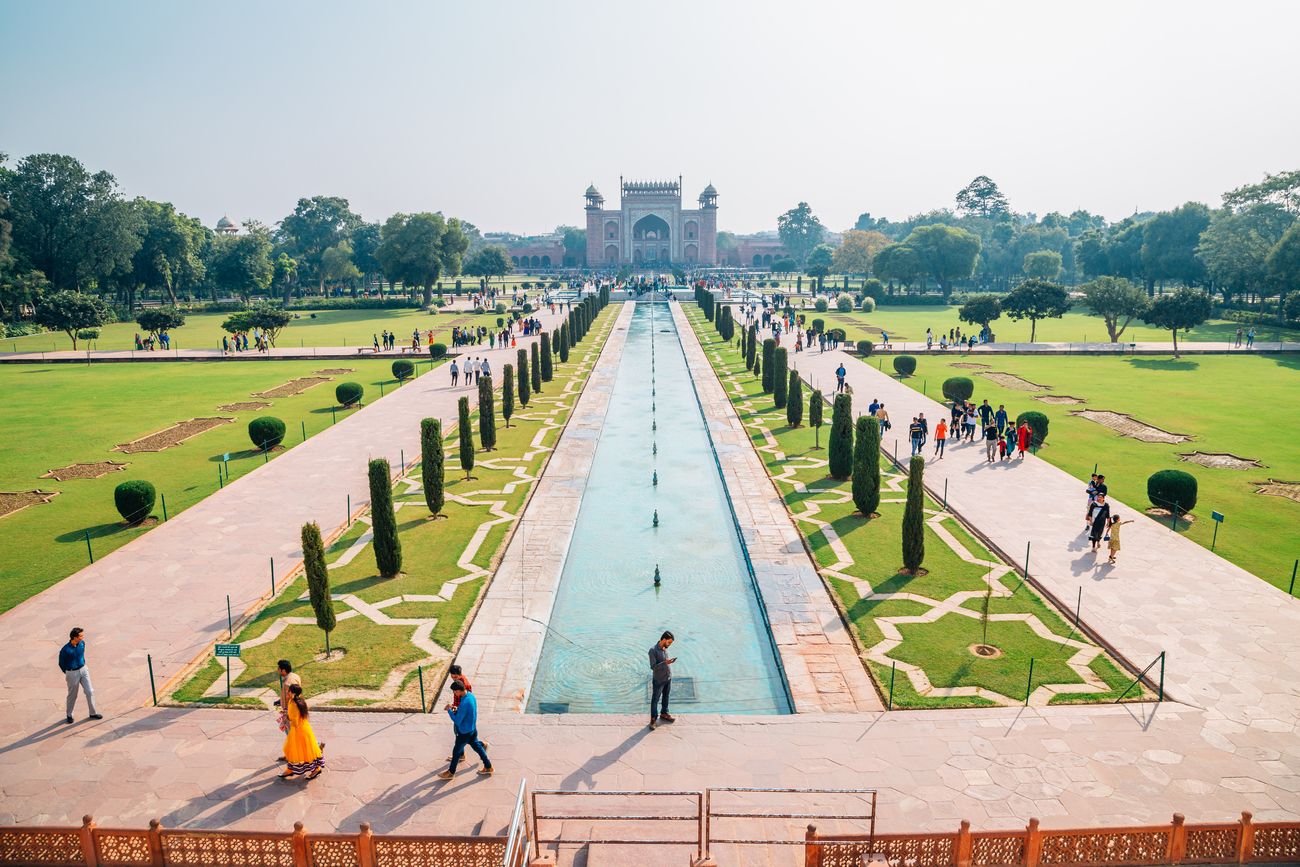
[478,374,496,450]
[568,312,577,347]
[753,355,761,381]
[853,416,881,517]
[902,455,926,572]
[420,417,444,516]
[457,396,475,480]
[786,370,803,427]
[531,342,542,393]
[746,325,757,370]
[772,347,789,408]
[541,333,554,381]
[559,323,570,361]
[501,364,515,427]
[368,458,403,577]
[301,521,336,656]
[517,348,530,406]
[809,389,824,449]
[828,393,854,479]
[761,339,776,392]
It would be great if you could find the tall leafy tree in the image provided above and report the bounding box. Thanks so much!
[957,294,1002,332]
[208,224,273,301]
[872,243,924,289]
[420,418,445,516]
[1223,169,1300,214]
[1141,202,1211,287]
[900,225,981,299]
[805,244,834,287]
[278,196,361,293]
[377,212,467,305]
[828,393,854,480]
[350,222,382,291]
[128,199,208,306]
[777,202,825,264]
[1002,278,1071,341]
[34,290,110,349]
[1196,204,1294,304]
[1081,277,1149,342]
[832,230,890,274]
[0,153,142,291]
[955,176,1011,218]
[367,459,403,578]
[1022,250,1063,280]
[1268,223,1300,291]
[901,456,926,573]
[320,240,360,290]
[1141,287,1212,357]
[464,245,513,285]
[852,416,881,517]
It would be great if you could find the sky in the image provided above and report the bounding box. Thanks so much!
[2,0,1298,237]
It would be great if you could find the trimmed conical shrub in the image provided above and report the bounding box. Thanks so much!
[502,364,515,427]
[114,480,155,525]
[828,394,854,480]
[301,521,336,655]
[772,347,789,409]
[559,324,570,362]
[786,370,803,427]
[517,348,530,406]
[368,458,402,577]
[420,418,444,516]
[761,339,776,392]
[457,396,475,480]
[746,325,757,370]
[541,333,553,381]
[852,416,881,517]
[531,342,542,393]
[902,455,926,572]
[809,389,824,448]
[478,374,496,450]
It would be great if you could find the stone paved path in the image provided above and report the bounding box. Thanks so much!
[1,309,1298,839]
[791,346,1300,720]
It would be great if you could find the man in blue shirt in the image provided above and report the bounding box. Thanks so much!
[58,627,101,724]
[437,680,492,779]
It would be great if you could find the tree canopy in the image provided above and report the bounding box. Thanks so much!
[277,195,362,292]
[777,202,825,264]
[464,245,513,282]
[805,244,834,279]
[1001,278,1071,342]
[955,176,1010,218]
[832,229,889,274]
[1141,287,1212,356]
[957,294,1002,330]
[1081,276,1148,342]
[377,212,469,304]
[900,224,981,299]
[34,289,111,349]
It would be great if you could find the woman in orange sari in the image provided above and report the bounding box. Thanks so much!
[280,684,324,780]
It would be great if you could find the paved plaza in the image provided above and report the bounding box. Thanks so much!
[0,301,1297,841]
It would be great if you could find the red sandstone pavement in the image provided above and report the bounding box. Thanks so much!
[0,306,1297,842]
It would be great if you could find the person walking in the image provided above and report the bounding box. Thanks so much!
[1234,326,1243,348]
[438,681,493,778]
[909,417,924,456]
[278,684,324,780]
[450,359,459,387]
[994,404,1008,437]
[875,402,890,433]
[835,363,846,394]
[984,422,998,462]
[59,627,101,724]
[1247,328,1255,348]
[648,631,676,730]
[1088,494,1112,552]
[933,419,947,459]
[917,413,928,447]
[1016,419,1031,458]
[1106,514,1132,563]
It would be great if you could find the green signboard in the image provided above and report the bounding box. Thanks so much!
[215,643,241,658]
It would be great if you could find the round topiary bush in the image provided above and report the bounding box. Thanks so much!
[836,294,854,313]
[522,302,534,313]
[114,479,156,525]
[856,340,874,356]
[392,359,414,381]
[942,376,974,402]
[429,343,447,360]
[829,328,847,342]
[814,297,828,313]
[893,355,917,376]
[472,307,486,315]
[496,317,505,328]
[811,318,825,333]
[248,415,286,451]
[1148,469,1198,515]
[336,381,364,407]
[859,297,876,313]
[1015,410,1049,447]
[494,302,507,314]
[863,278,885,300]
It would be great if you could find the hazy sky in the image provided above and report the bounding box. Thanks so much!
[2,1,1297,236]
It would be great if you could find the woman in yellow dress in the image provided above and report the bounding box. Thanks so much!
[280,684,324,779]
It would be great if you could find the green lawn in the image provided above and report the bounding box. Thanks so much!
[0,358,430,612]
[4,292,566,353]
[883,353,1300,591]
[172,305,618,708]
[686,305,1145,708]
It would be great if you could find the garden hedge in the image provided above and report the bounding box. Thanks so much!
[429,343,447,360]
[942,377,974,402]
[1015,410,1049,447]
[893,355,917,376]
[114,480,156,525]
[391,359,414,381]
[856,340,874,357]
[836,294,854,313]
[248,415,286,451]
[814,298,828,313]
[1148,469,1198,515]
[336,382,364,407]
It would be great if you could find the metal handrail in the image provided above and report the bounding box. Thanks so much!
[704,787,877,858]
[502,778,528,867]
[531,789,703,862]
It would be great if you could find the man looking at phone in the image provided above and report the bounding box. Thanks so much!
[648,630,676,730]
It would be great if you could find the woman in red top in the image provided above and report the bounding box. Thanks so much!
[1016,422,1031,458]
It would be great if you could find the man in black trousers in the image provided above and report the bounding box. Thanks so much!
[647,630,676,730]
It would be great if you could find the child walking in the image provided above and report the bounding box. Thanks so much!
[1107,515,1132,564]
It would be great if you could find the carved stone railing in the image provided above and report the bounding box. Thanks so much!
[0,817,521,867]
[806,813,1300,867]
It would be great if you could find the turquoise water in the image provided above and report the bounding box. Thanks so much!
[527,302,791,715]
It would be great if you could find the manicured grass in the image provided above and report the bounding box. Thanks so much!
[172,306,618,708]
[4,292,567,353]
[686,305,1144,707]
[0,358,421,613]
[885,353,1300,590]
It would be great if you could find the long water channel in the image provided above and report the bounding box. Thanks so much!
[527,301,791,715]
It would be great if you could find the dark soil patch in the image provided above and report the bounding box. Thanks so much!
[314,368,353,375]
[41,461,129,481]
[218,401,272,412]
[114,418,235,453]
[1178,452,1263,471]
[0,490,60,519]
[1252,479,1300,504]
[1035,395,1084,405]
[969,643,1002,659]
[1071,410,1190,444]
[253,377,331,398]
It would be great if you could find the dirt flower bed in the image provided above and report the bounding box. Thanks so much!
[41,461,129,481]
[114,418,235,453]
[1069,409,1191,444]
[1253,479,1300,504]
[314,368,354,375]
[252,377,331,398]
[1179,452,1263,471]
[1035,395,1085,405]
[218,401,272,412]
[0,490,59,520]
[980,371,1050,391]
